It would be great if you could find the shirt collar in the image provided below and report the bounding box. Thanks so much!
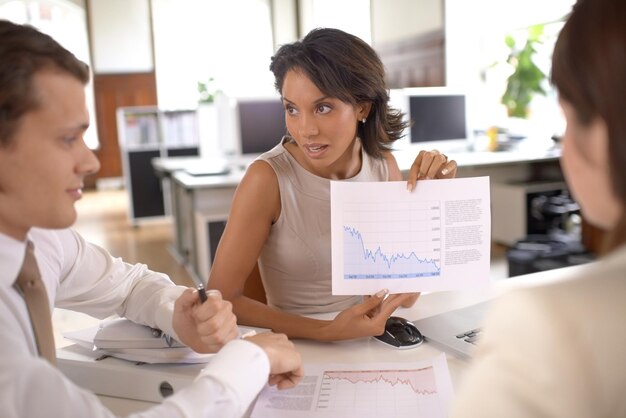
[0,232,28,288]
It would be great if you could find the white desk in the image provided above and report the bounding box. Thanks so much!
[151,156,235,263]
[392,142,561,171]
[166,145,562,281]
[170,169,246,282]
[77,264,581,415]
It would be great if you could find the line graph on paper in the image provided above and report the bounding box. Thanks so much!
[250,355,454,418]
[342,200,442,280]
[315,366,445,418]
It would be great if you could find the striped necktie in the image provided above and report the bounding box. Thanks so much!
[14,241,56,365]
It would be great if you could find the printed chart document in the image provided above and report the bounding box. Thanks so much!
[331,177,490,295]
[250,353,453,418]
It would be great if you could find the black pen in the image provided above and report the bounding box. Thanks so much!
[197,282,208,303]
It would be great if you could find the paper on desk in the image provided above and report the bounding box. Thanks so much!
[331,177,491,295]
[251,353,454,418]
[63,320,212,364]
[94,317,186,349]
[63,319,262,364]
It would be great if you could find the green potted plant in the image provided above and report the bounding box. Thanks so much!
[197,77,217,104]
[501,24,547,119]
[196,77,220,154]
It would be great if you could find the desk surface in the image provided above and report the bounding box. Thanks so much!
[166,143,561,190]
[172,169,245,189]
[393,143,560,170]
[90,264,582,415]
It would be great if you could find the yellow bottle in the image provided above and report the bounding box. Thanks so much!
[487,126,499,152]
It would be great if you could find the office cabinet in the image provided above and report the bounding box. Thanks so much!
[117,106,200,224]
[194,212,228,282]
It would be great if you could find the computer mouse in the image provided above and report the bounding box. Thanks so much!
[373,316,424,349]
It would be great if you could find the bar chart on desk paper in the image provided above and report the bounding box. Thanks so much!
[341,198,442,280]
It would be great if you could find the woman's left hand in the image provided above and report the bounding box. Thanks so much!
[399,292,420,308]
[407,149,457,191]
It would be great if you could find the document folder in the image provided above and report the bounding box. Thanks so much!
[57,344,203,403]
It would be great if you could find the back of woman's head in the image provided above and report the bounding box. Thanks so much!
[269,28,407,158]
[551,0,626,251]
[0,19,89,147]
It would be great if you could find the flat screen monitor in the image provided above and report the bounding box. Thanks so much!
[405,88,469,151]
[235,97,286,156]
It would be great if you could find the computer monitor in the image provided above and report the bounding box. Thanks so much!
[402,87,470,152]
[234,97,287,157]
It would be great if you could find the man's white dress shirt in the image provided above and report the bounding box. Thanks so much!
[0,228,269,418]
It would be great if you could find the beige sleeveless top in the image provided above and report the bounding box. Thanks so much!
[256,139,389,315]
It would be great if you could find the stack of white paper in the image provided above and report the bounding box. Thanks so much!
[64,318,213,364]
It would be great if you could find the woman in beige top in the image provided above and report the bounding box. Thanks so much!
[209,28,457,341]
[452,0,626,416]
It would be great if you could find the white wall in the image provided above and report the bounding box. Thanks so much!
[88,0,153,73]
[151,0,275,109]
[371,0,443,46]
[298,0,371,42]
[271,0,298,50]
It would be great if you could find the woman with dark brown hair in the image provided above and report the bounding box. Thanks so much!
[210,28,458,341]
[452,0,626,416]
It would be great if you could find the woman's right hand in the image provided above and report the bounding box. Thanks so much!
[322,290,415,341]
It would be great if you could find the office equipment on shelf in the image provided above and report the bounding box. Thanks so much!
[216,94,286,165]
[394,87,471,154]
[491,180,570,245]
[117,106,200,224]
[506,233,594,277]
[412,301,491,360]
[237,97,286,155]
[504,189,594,277]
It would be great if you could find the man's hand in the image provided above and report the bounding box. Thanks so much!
[245,332,304,390]
[172,288,239,353]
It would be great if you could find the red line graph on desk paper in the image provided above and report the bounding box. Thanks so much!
[315,366,445,417]
[322,367,436,394]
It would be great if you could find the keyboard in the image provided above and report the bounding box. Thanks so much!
[456,328,482,345]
